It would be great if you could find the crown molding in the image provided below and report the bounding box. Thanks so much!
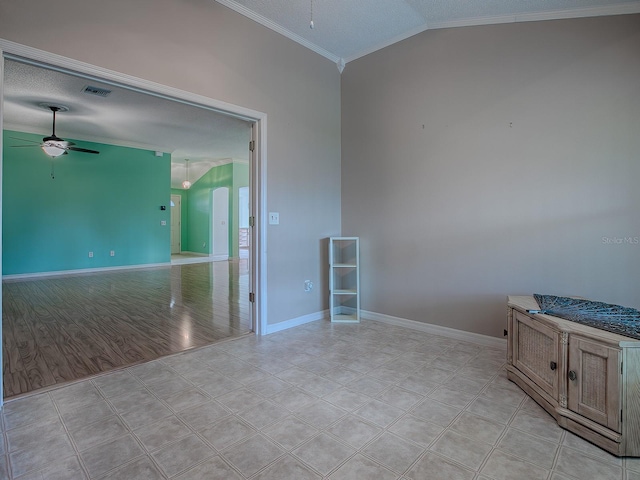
[345,2,640,63]
[215,0,341,64]
[214,0,640,66]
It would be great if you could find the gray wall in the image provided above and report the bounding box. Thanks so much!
[341,15,640,337]
[0,0,342,326]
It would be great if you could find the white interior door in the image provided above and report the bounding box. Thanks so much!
[170,194,181,254]
[212,187,229,259]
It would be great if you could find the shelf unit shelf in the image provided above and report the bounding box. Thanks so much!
[329,237,360,323]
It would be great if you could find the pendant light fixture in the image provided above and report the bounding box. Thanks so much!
[182,159,192,189]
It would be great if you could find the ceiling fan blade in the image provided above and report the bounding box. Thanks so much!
[12,107,100,156]
[8,136,41,144]
[67,146,100,155]
[9,144,40,148]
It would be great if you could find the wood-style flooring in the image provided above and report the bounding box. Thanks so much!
[2,260,250,399]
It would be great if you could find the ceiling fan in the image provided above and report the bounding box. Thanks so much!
[10,104,100,157]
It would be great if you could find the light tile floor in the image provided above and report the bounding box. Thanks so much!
[1,320,638,479]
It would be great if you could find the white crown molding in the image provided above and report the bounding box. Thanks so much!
[215,0,341,64]
[214,0,639,65]
[512,1,640,22]
[346,2,640,63]
[343,23,432,64]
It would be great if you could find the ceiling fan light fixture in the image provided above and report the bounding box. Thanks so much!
[182,179,192,189]
[41,142,66,158]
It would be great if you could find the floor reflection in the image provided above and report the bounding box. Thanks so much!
[2,260,250,398]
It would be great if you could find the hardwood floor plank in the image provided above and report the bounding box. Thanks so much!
[84,322,148,364]
[3,261,250,398]
[54,341,99,377]
[38,343,81,384]
[18,339,57,390]
[53,318,128,375]
[2,360,29,398]
[2,316,24,374]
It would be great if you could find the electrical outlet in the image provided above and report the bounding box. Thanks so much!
[110,250,115,257]
[88,251,93,258]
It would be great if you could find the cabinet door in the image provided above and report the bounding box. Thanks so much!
[512,311,560,400]
[568,336,621,432]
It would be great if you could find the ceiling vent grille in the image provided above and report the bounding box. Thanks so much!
[82,85,112,97]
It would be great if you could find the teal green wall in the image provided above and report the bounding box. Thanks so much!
[175,162,249,258]
[3,130,171,275]
[187,163,233,255]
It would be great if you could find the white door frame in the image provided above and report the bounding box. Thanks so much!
[0,39,269,405]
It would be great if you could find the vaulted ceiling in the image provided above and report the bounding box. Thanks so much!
[3,1,639,187]
[218,0,640,65]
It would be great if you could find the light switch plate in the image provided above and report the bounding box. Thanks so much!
[269,212,279,225]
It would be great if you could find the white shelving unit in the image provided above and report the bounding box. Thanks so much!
[329,237,360,323]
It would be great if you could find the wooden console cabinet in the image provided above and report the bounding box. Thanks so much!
[507,295,640,456]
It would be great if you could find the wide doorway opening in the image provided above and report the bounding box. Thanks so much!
[1,46,265,400]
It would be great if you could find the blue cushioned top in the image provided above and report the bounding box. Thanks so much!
[533,294,640,340]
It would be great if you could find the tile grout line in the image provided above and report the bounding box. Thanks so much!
[48,390,93,480]
[89,370,180,479]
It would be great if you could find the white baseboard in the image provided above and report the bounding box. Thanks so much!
[174,252,227,262]
[3,262,170,281]
[263,308,506,349]
[264,310,328,335]
[362,310,507,349]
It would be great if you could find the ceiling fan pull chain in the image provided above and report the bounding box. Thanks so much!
[50,160,55,180]
[310,0,314,29]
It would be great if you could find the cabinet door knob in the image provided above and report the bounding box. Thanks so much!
[550,361,557,371]
[568,370,577,381]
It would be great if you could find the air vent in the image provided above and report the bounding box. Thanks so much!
[82,85,112,97]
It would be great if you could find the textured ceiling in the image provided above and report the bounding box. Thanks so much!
[3,60,252,188]
[217,0,640,63]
